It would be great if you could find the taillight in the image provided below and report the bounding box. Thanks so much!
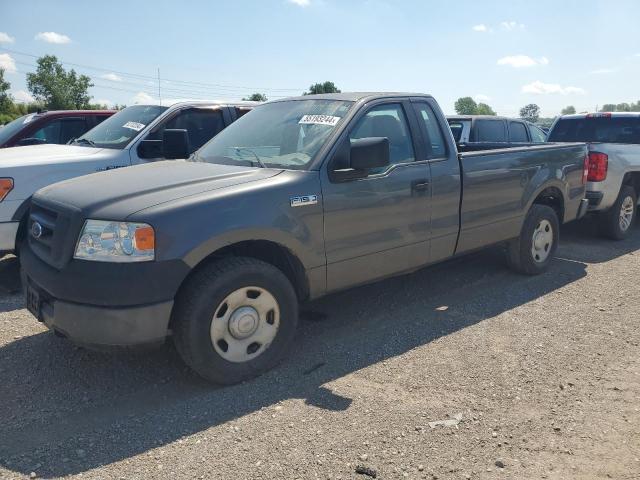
[582,155,589,185]
[587,152,608,182]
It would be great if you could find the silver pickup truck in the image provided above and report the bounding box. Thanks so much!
[548,112,640,239]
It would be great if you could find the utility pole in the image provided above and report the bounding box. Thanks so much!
[157,68,162,105]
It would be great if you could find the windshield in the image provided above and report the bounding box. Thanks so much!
[194,99,353,169]
[549,116,640,144]
[74,105,167,149]
[0,114,38,145]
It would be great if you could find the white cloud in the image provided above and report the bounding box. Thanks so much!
[101,72,122,82]
[35,31,71,44]
[0,32,15,44]
[13,90,35,103]
[132,91,155,104]
[474,94,491,102]
[522,81,586,95]
[288,0,310,5]
[0,53,16,73]
[497,55,549,68]
[589,68,615,75]
[472,24,488,32]
[501,21,525,31]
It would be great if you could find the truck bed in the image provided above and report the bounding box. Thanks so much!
[456,142,588,253]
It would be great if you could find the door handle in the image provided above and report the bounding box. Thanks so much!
[411,179,430,192]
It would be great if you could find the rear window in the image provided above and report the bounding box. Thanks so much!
[549,117,640,144]
[475,119,507,142]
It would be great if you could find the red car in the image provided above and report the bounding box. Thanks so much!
[0,110,116,148]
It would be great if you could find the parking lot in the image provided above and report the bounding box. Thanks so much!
[0,218,638,480]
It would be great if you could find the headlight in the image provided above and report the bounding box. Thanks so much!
[74,220,155,262]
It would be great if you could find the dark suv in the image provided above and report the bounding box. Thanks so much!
[0,110,116,148]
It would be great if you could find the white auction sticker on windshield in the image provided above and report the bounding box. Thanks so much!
[122,121,145,131]
[299,115,341,127]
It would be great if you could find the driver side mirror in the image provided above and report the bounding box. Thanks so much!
[330,137,390,181]
[162,129,191,160]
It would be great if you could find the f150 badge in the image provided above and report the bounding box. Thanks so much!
[290,195,318,207]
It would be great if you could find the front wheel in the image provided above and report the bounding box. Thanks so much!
[172,257,298,384]
[507,204,559,275]
[599,185,637,240]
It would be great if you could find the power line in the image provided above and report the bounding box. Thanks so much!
[11,59,293,100]
[1,47,304,93]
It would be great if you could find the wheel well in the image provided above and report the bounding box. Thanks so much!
[622,172,640,197]
[181,240,309,302]
[532,187,564,222]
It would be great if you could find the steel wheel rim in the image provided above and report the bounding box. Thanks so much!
[210,286,280,363]
[619,196,635,232]
[531,219,553,263]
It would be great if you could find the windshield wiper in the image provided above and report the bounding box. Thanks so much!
[73,138,96,147]
[234,147,267,168]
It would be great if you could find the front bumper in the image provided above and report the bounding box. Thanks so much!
[20,240,189,348]
[0,221,19,252]
[31,284,173,348]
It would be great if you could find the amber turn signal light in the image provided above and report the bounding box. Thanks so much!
[0,178,14,202]
[134,226,155,251]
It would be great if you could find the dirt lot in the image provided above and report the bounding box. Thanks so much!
[0,219,638,480]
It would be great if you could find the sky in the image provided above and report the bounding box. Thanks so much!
[1,0,639,117]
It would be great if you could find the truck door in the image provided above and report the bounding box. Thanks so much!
[410,99,461,262]
[321,100,432,292]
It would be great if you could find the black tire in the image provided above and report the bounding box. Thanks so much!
[598,185,637,240]
[506,204,559,275]
[172,257,298,385]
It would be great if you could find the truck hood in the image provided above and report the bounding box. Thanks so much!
[0,143,113,168]
[34,160,283,219]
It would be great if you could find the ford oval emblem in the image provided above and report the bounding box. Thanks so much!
[31,222,43,239]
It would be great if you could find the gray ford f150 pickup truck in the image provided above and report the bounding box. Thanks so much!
[20,93,589,384]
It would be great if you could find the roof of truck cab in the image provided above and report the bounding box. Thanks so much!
[447,115,526,121]
[559,112,640,119]
[136,100,261,108]
[269,92,434,103]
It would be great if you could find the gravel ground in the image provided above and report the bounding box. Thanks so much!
[0,218,638,480]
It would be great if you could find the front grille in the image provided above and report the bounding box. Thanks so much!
[28,200,79,269]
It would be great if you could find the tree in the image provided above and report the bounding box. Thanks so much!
[454,97,477,115]
[454,97,497,115]
[26,55,94,109]
[475,103,496,115]
[242,93,268,102]
[616,103,631,112]
[600,104,617,112]
[519,104,540,123]
[0,68,11,114]
[561,105,576,115]
[304,81,341,95]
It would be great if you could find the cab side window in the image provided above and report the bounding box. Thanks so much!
[415,103,447,158]
[147,108,225,155]
[509,121,529,143]
[350,103,415,173]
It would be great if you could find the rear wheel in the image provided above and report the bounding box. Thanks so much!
[507,204,559,275]
[599,185,637,240]
[172,257,298,384]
